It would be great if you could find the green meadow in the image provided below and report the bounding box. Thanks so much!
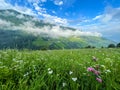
[0,49,120,90]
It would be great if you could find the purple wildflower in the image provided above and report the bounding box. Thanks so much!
[96,78,102,83]
[94,70,100,76]
[87,67,100,76]
[87,67,95,72]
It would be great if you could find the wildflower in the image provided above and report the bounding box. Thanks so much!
[48,70,53,74]
[72,77,77,82]
[105,70,111,73]
[106,70,111,73]
[69,71,73,75]
[94,70,100,76]
[87,67,95,72]
[96,77,102,83]
[87,67,100,76]
[62,82,66,87]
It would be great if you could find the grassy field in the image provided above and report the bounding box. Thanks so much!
[0,48,120,90]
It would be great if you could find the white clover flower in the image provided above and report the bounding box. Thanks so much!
[48,68,51,71]
[105,70,111,73]
[62,82,66,87]
[72,77,77,82]
[69,71,73,75]
[48,70,53,74]
[106,70,111,72]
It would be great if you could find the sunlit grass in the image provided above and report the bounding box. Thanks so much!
[0,48,120,90]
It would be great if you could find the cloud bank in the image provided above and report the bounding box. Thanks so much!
[0,18,101,38]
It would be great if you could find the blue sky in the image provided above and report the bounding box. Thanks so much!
[0,0,120,42]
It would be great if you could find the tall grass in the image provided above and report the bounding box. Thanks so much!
[0,49,120,90]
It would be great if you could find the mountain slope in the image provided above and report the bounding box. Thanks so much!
[0,9,116,50]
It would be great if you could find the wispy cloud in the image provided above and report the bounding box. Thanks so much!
[93,6,120,22]
[77,6,120,42]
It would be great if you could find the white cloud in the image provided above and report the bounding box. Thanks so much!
[93,15,102,21]
[0,0,13,9]
[77,6,120,42]
[52,10,56,14]
[33,3,46,13]
[0,0,69,26]
[16,14,25,19]
[54,0,63,6]
[0,19,13,28]
[31,0,66,26]
[13,5,36,16]
[0,0,36,16]
[14,24,102,38]
[93,6,120,23]
[0,18,101,38]
[38,12,68,25]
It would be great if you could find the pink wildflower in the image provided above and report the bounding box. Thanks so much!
[87,67,95,72]
[94,70,100,76]
[96,78,102,83]
[87,67,100,76]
